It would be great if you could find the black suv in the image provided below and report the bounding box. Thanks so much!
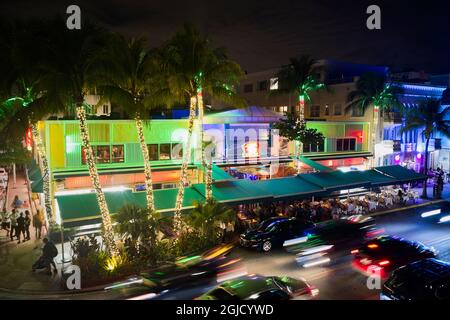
[381,258,450,300]
[240,217,314,252]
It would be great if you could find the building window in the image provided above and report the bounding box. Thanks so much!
[324,104,330,116]
[148,144,158,161]
[334,104,342,115]
[243,84,253,93]
[111,145,124,163]
[303,139,325,153]
[279,106,288,113]
[171,143,183,159]
[270,78,278,90]
[159,144,171,160]
[95,146,111,163]
[102,104,110,115]
[336,138,356,152]
[351,108,364,117]
[258,80,268,91]
[310,105,320,117]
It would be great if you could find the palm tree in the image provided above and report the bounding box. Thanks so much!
[161,24,244,231]
[88,34,161,218]
[399,98,450,199]
[271,56,325,169]
[273,55,325,122]
[36,19,119,256]
[187,200,235,242]
[0,21,55,224]
[346,72,402,167]
[273,112,325,173]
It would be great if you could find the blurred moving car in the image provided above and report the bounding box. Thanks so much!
[381,258,450,300]
[196,275,318,300]
[138,254,245,293]
[108,245,246,299]
[352,235,437,279]
[240,217,314,252]
[287,215,381,267]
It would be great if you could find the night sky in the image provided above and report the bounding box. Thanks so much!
[1,0,450,74]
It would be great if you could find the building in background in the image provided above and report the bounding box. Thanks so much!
[218,60,388,171]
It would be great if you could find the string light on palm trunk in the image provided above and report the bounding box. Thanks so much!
[174,96,197,233]
[77,105,119,257]
[135,115,156,214]
[31,124,54,225]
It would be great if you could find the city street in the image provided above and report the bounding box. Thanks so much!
[3,202,448,300]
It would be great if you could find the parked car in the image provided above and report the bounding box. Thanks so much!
[196,275,318,300]
[0,168,8,181]
[0,178,7,189]
[381,258,450,300]
[352,235,437,279]
[240,217,314,252]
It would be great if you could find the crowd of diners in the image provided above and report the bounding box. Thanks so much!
[235,185,420,231]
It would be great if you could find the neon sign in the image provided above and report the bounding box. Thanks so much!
[26,128,32,151]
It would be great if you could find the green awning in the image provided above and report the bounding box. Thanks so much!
[349,169,398,187]
[374,165,427,183]
[298,156,334,172]
[211,164,234,181]
[256,176,325,199]
[28,167,42,181]
[297,171,371,191]
[193,180,273,205]
[56,187,205,225]
[31,178,44,193]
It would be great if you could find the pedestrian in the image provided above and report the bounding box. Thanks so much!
[24,210,31,241]
[41,238,58,274]
[10,209,17,241]
[219,221,227,243]
[33,210,43,239]
[225,221,235,242]
[1,209,10,237]
[11,195,22,209]
[16,212,26,243]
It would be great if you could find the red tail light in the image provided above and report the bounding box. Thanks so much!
[378,260,390,266]
[351,249,359,254]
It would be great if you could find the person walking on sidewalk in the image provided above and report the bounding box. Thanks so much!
[24,210,31,241]
[10,209,18,241]
[33,210,43,239]
[16,212,26,243]
[1,209,10,237]
[11,196,23,209]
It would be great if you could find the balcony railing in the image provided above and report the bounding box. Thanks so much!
[383,112,403,123]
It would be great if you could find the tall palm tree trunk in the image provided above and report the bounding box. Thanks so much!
[77,104,119,256]
[135,114,156,214]
[296,140,303,175]
[197,92,213,201]
[371,105,380,168]
[31,123,53,225]
[422,136,430,199]
[298,94,305,122]
[296,95,304,174]
[174,96,197,232]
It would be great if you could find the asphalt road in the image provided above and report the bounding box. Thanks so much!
[3,202,450,300]
[227,202,450,300]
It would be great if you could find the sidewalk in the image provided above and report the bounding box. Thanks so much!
[0,170,62,292]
